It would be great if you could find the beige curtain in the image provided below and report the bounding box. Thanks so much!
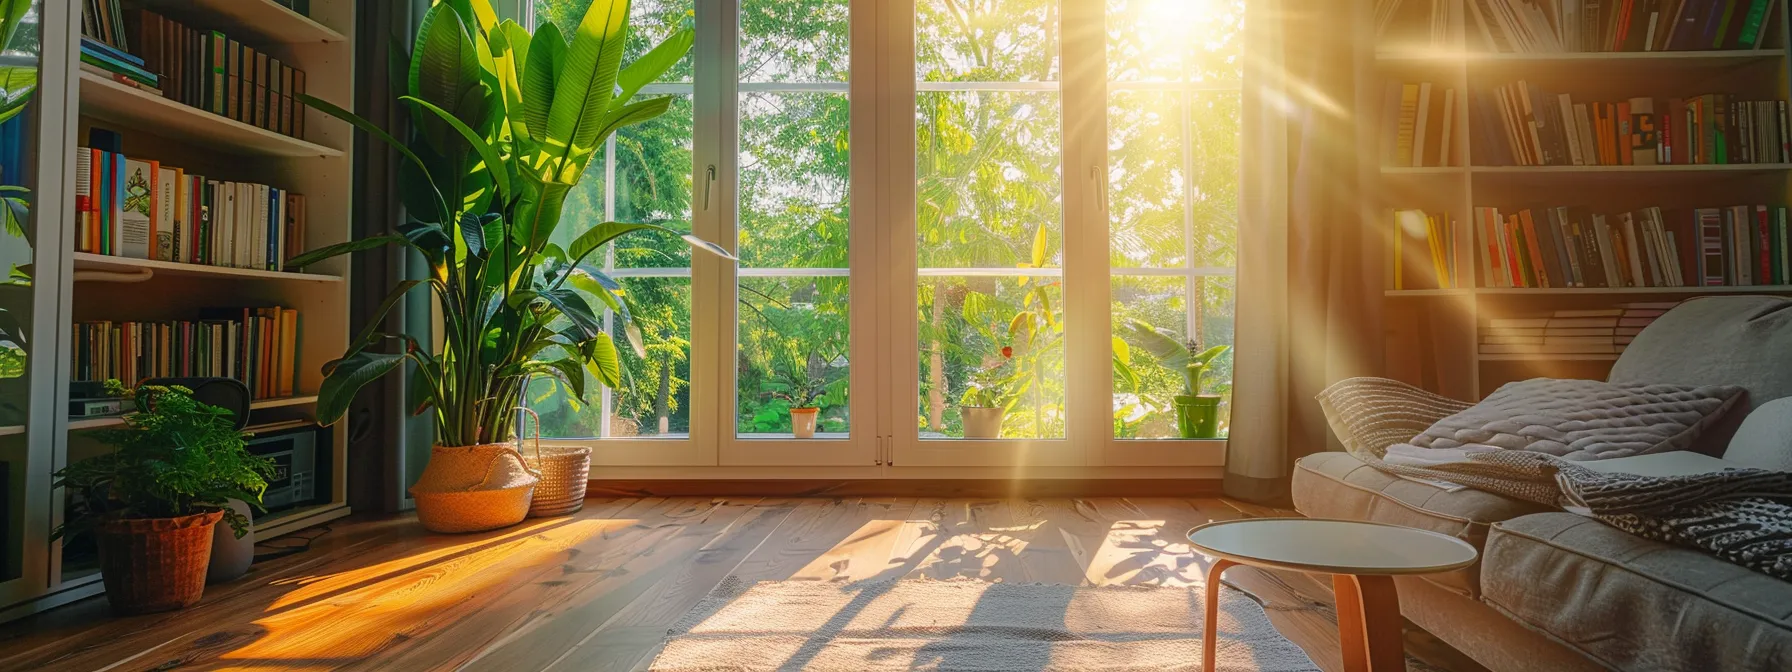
[1226,0,1383,504]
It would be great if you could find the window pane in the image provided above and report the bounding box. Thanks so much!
[1188,91,1241,268]
[1111,275,1234,439]
[917,91,1063,269]
[1108,90,1187,269]
[917,276,1065,440]
[739,92,849,269]
[1106,0,1245,84]
[917,0,1060,82]
[739,0,848,83]
[535,0,695,82]
[534,277,693,439]
[0,0,39,585]
[737,276,850,437]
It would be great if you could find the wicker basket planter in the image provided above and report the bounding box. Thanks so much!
[524,445,591,517]
[409,443,539,533]
[95,510,225,615]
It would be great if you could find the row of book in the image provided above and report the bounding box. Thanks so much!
[1467,0,1780,52]
[1472,205,1792,288]
[1376,0,1465,46]
[1475,83,1789,166]
[71,307,302,401]
[1480,304,1669,355]
[74,129,308,270]
[1382,82,1462,167]
[1392,204,1792,289]
[80,37,159,91]
[82,4,310,140]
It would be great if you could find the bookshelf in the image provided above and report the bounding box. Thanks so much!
[1368,0,1792,401]
[0,1,354,619]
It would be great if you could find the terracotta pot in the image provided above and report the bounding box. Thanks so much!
[96,510,224,615]
[790,407,819,439]
[409,443,539,533]
[961,406,1004,439]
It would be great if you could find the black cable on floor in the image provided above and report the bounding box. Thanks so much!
[252,525,332,563]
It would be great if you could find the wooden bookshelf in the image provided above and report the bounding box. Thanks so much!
[72,252,343,282]
[0,0,358,620]
[78,72,343,158]
[1368,0,1792,401]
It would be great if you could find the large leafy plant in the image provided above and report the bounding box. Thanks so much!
[0,0,37,383]
[52,386,275,539]
[291,0,730,446]
[1120,319,1230,396]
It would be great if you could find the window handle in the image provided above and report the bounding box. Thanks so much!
[1090,165,1106,210]
[703,165,716,211]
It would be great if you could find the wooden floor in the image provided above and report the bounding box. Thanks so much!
[0,497,1487,671]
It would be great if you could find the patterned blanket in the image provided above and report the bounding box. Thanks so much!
[1317,377,1792,581]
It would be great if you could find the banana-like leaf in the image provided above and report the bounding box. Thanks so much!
[612,27,693,110]
[0,66,36,125]
[317,351,408,424]
[566,221,658,265]
[286,235,407,269]
[440,0,499,37]
[409,5,481,158]
[563,96,671,180]
[511,171,571,251]
[299,93,449,218]
[0,0,27,52]
[532,357,587,400]
[537,287,603,341]
[546,0,631,171]
[401,95,513,200]
[1123,319,1189,369]
[1030,224,1047,268]
[1192,345,1230,366]
[681,233,739,261]
[583,331,622,389]
[489,20,533,144]
[521,21,566,149]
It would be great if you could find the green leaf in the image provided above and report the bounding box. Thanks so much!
[489,20,533,144]
[299,93,449,218]
[583,332,622,389]
[1030,224,1047,268]
[681,233,739,261]
[533,357,587,400]
[1112,336,1131,366]
[409,5,482,158]
[458,212,486,257]
[441,0,498,36]
[400,94,513,201]
[521,21,566,148]
[285,235,407,269]
[538,287,603,341]
[1192,344,1230,366]
[1123,319,1189,369]
[567,221,658,265]
[569,96,672,176]
[317,351,408,424]
[612,27,693,108]
[546,0,631,173]
[406,362,436,416]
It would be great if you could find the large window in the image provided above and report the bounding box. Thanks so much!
[524,0,1247,461]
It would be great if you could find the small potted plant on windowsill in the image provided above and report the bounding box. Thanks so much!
[959,346,1020,439]
[52,385,274,614]
[767,356,843,439]
[1123,320,1230,439]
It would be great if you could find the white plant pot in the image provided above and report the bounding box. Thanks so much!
[790,407,819,439]
[206,499,255,584]
[961,406,1004,439]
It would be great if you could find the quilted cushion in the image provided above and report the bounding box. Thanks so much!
[1482,513,1792,671]
[1291,451,1552,597]
[1403,378,1744,461]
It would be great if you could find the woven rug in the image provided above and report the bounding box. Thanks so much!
[646,577,1319,672]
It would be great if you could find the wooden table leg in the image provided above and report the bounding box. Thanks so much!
[1203,558,1237,672]
[1332,574,1404,672]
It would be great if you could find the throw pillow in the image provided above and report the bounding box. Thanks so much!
[1723,397,1792,471]
[1405,378,1744,461]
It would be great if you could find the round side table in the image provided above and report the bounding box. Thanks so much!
[1188,518,1478,672]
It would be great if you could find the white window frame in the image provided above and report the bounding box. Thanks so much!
[525,0,1262,469]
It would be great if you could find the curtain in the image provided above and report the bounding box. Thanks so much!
[1225,0,1382,504]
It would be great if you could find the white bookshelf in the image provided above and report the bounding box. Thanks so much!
[1369,0,1792,401]
[0,0,355,620]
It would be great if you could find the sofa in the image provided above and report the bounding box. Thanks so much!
[1292,295,1792,671]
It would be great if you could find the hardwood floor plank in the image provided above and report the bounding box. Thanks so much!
[0,496,1486,672]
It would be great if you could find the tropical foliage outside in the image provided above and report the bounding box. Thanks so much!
[528,0,1242,441]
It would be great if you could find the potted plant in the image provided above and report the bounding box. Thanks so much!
[52,385,274,615]
[287,1,732,532]
[766,355,842,439]
[1122,320,1230,438]
[959,346,1020,439]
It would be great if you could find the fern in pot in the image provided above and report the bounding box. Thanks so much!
[53,386,273,614]
[289,0,732,532]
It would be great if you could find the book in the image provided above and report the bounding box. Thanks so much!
[118,158,156,259]
[155,166,176,261]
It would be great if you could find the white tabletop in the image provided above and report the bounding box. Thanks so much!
[1187,518,1479,575]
